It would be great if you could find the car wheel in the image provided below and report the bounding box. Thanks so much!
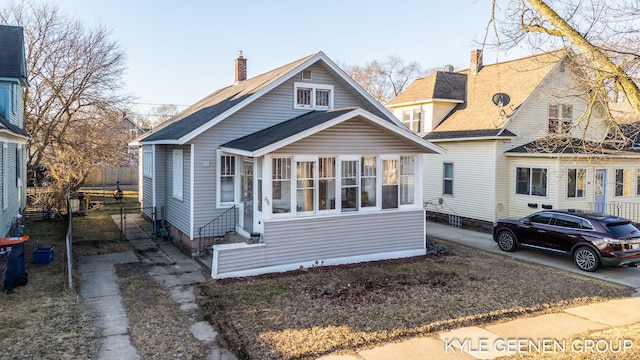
[574,247,600,272]
[497,230,517,252]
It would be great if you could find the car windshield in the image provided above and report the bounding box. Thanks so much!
[607,222,640,238]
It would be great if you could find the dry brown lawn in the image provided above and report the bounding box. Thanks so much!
[197,240,633,360]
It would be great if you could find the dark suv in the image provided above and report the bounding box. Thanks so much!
[493,210,640,271]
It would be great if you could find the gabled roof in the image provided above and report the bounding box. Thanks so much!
[386,71,467,107]
[220,108,445,157]
[434,49,567,132]
[0,25,27,82]
[135,52,401,145]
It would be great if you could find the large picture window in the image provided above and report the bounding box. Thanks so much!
[219,155,236,203]
[172,149,183,200]
[516,167,547,196]
[615,169,631,196]
[361,157,377,208]
[567,168,585,198]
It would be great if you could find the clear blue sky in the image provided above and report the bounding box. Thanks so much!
[53,0,527,116]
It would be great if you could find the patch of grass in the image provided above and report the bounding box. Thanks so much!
[116,262,209,360]
[72,191,137,256]
[196,240,633,360]
[0,219,99,359]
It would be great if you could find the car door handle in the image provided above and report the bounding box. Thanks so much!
[537,230,546,233]
[567,235,576,238]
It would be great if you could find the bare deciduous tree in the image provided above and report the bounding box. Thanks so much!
[0,2,132,205]
[489,0,640,151]
[343,55,430,104]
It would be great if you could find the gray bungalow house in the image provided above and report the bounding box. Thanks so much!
[131,52,444,279]
[0,25,29,237]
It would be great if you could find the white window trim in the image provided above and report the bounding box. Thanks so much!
[293,82,334,110]
[143,149,153,178]
[294,156,318,216]
[172,149,183,201]
[443,162,453,196]
[216,150,238,208]
[515,166,548,197]
[567,168,586,199]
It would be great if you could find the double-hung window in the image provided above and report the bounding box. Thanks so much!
[443,163,453,195]
[318,157,336,211]
[637,169,640,196]
[361,157,377,208]
[567,168,586,198]
[294,83,334,110]
[382,159,398,209]
[272,158,292,213]
[219,155,236,203]
[143,149,153,178]
[401,108,422,133]
[341,159,359,212]
[516,167,547,196]
[296,161,315,213]
[399,156,415,205]
[548,104,572,134]
[172,149,183,200]
[615,169,631,196]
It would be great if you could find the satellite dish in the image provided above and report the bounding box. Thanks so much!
[492,93,510,107]
[443,64,454,72]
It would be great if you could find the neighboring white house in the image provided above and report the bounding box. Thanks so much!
[387,49,640,229]
[131,51,444,279]
[0,25,29,237]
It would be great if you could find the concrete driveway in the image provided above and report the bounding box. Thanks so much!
[427,221,640,295]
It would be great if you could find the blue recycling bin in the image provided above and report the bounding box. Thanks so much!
[1,236,29,292]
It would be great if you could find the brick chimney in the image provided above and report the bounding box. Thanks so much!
[470,49,483,75]
[235,51,247,83]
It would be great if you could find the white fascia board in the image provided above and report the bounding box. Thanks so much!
[386,98,464,108]
[218,147,253,157]
[429,136,515,143]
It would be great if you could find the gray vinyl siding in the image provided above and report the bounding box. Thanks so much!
[164,145,191,237]
[190,63,385,232]
[215,210,425,275]
[141,145,153,213]
[275,118,421,155]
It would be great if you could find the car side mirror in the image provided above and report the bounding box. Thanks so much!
[522,219,531,225]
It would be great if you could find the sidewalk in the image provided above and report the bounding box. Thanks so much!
[78,213,236,360]
[316,221,640,360]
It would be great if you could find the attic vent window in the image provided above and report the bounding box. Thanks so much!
[302,70,312,80]
[294,82,333,110]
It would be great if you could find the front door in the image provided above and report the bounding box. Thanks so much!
[240,161,254,233]
[594,169,607,213]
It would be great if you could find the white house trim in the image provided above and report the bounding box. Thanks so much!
[386,98,464,108]
[190,143,195,240]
